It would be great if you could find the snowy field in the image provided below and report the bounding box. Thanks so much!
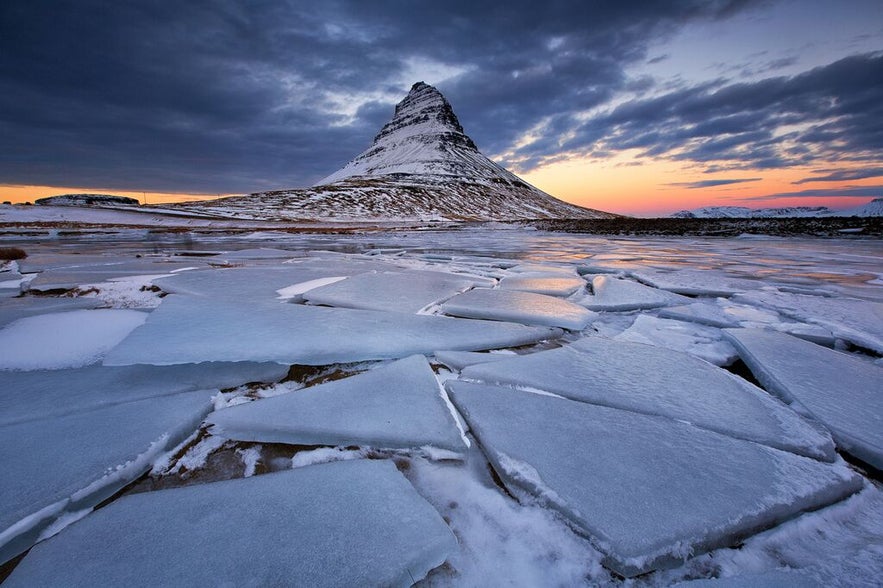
[1,225,881,586]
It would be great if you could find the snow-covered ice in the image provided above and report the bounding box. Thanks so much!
[733,290,883,353]
[303,269,493,313]
[583,275,690,311]
[0,362,287,426]
[0,296,102,328]
[433,349,514,371]
[208,355,466,454]
[0,389,214,564]
[448,381,862,577]
[632,269,762,297]
[498,274,586,297]
[0,309,147,370]
[103,295,560,366]
[461,337,834,460]
[441,287,594,330]
[3,460,457,587]
[614,314,739,366]
[725,328,883,470]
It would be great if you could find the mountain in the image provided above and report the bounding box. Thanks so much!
[35,194,140,207]
[671,199,883,218]
[175,82,615,221]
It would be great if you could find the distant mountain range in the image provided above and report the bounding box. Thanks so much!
[671,199,883,218]
[174,82,615,221]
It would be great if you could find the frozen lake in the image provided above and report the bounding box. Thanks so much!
[1,226,881,586]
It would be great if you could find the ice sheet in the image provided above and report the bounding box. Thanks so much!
[433,350,513,371]
[441,288,594,331]
[674,570,821,587]
[208,355,466,453]
[154,266,342,302]
[0,309,147,370]
[633,269,762,297]
[725,328,883,470]
[0,296,102,328]
[461,338,834,460]
[732,290,883,353]
[0,362,287,426]
[103,295,561,366]
[499,275,586,297]
[303,269,492,313]
[0,389,214,565]
[615,314,739,366]
[4,460,457,587]
[24,260,195,292]
[448,382,862,577]
[583,276,690,311]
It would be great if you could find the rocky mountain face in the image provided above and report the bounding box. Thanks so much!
[176,82,615,221]
[35,194,140,207]
[672,199,883,218]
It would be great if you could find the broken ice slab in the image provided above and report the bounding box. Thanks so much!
[498,275,586,297]
[632,269,761,297]
[4,460,457,587]
[0,362,287,426]
[103,295,561,366]
[674,570,822,587]
[615,314,738,366]
[441,288,594,331]
[0,389,214,565]
[732,290,883,353]
[725,328,883,470]
[0,296,102,328]
[208,355,466,454]
[433,349,514,371]
[0,309,148,370]
[447,382,861,578]
[461,337,834,461]
[24,260,198,292]
[154,266,344,303]
[214,247,297,261]
[303,269,493,313]
[509,263,578,276]
[582,275,690,311]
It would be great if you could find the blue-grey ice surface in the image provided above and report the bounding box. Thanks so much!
[303,269,493,313]
[732,290,883,353]
[2,230,882,585]
[0,362,287,426]
[725,328,883,470]
[582,275,691,311]
[4,460,457,588]
[103,295,560,366]
[441,287,594,330]
[448,381,862,577]
[461,337,834,460]
[0,389,214,564]
[208,355,466,454]
[498,274,586,297]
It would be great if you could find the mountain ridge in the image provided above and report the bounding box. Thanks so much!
[671,198,883,218]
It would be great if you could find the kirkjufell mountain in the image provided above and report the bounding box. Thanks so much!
[177,82,616,221]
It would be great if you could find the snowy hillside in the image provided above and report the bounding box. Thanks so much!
[672,198,883,218]
[174,82,615,221]
[35,194,141,207]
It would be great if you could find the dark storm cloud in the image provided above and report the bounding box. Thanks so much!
[745,185,883,201]
[0,0,765,193]
[793,166,883,184]
[668,178,761,189]
[546,52,883,171]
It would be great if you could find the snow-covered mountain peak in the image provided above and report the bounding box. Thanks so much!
[317,82,523,186]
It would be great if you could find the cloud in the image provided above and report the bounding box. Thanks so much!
[0,0,767,193]
[540,51,883,173]
[793,166,883,184]
[668,178,762,189]
[745,185,883,201]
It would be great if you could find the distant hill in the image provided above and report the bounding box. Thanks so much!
[174,82,616,222]
[672,198,883,218]
[35,194,140,207]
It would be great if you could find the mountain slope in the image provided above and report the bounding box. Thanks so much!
[672,199,883,218]
[175,82,615,221]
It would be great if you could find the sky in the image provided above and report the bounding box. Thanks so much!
[1,0,881,216]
